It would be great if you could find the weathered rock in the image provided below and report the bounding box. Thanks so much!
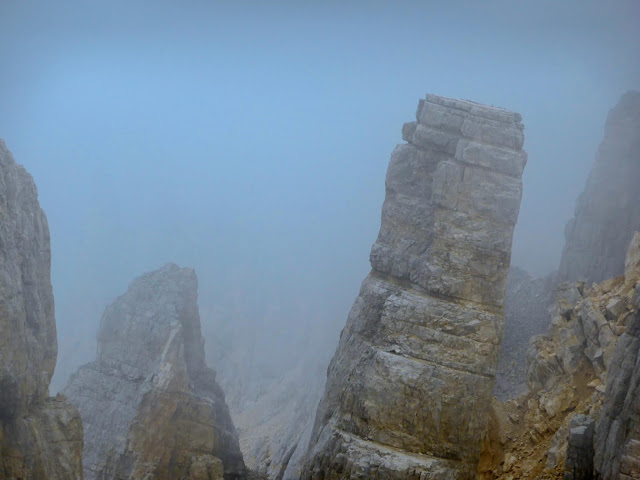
[558,91,640,284]
[0,394,84,480]
[594,243,640,479]
[485,232,640,480]
[0,139,84,479]
[302,94,526,479]
[496,267,555,400]
[64,264,246,480]
[526,276,624,394]
[0,139,56,418]
[563,414,595,480]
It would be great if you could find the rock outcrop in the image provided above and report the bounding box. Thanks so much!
[594,234,640,479]
[558,90,640,284]
[495,267,555,400]
[0,139,84,479]
[302,94,527,479]
[64,264,246,480]
[483,232,640,480]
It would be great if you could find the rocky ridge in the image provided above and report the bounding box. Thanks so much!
[0,139,83,479]
[481,232,640,479]
[64,264,246,480]
[558,90,640,284]
[302,94,527,479]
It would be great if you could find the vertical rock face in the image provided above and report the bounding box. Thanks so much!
[302,94,526,479]
[558,91,640,284]
[64,264,246,480]
[0,139,83,479]
[0,139,56,418]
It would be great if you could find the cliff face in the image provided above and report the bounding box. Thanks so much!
[0,139,84,479]
[558,91,640,284]
[0,140,56,417]
[64,264,246,480]
[302,94,527,479]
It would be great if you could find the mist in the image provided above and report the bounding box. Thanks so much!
[1,0,638,401]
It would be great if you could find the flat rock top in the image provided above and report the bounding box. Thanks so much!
[425,93,523,124]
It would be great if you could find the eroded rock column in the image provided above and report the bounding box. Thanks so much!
[64,264,246,480]
[302,94,526,479]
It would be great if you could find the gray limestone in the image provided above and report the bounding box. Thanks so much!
[0,139,83,480]
[594,246,640,479]
[64,264,246,480]
[302,94,526,479]
[0,139,56,418]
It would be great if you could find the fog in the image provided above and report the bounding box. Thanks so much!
[0,1,639,393]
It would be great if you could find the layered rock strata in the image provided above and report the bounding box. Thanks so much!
[0,139,83,479]
[302,94,527,479]
[558,91,640,284]
[64,264,246,480]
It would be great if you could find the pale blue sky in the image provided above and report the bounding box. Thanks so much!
[1,1,638,387]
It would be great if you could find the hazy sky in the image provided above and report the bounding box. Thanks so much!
[1,1,639,387]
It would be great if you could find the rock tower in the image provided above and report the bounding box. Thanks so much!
[303,94,527,479]
[64,264,246,480]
